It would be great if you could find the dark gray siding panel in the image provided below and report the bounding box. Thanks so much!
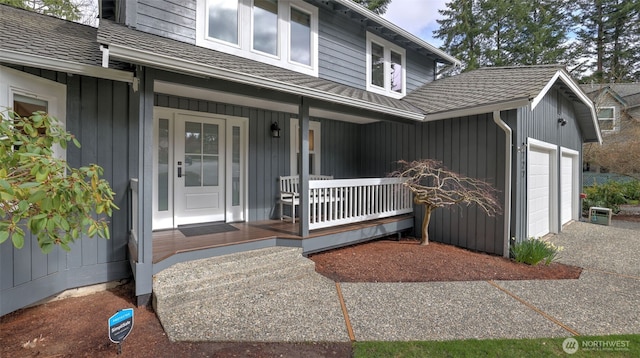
[318,6,366,89]
[0,68,132,316]
[135,0,196,44]
[520,89,583,151]
[360,114,507,255]
[317,118,362,178]
[511,88,585,242]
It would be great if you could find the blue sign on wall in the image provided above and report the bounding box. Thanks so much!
[108,308,134,344]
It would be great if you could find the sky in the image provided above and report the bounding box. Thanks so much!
[381,0,449,48]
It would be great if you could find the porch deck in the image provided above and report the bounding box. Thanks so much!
[149,215,414,273]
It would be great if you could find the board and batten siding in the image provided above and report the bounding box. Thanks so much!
[154,93,363,221]
[1,69,133,316]
[509,88,585,242]
[360,114,507,255]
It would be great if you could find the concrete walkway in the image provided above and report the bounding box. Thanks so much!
[153,220,640,342]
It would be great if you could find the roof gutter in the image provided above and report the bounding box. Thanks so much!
[105,43,425,121]
[335,0,461,67]
[0,49,134,83]
[493,111,512,258]
[422,98,531,121]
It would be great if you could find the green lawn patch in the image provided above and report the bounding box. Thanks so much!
[353,334,640,357]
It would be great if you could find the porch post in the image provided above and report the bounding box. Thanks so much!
[298,96,310,237]
[134,66,154,306]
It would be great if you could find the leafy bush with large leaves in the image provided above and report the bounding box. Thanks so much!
[0,111,117,253]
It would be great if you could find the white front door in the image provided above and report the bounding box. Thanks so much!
[174,114,226,226]
[153,109,247,230]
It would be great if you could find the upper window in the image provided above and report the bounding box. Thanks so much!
[597,107,616,132]
[196,0,318,76]
[366,32,406,98]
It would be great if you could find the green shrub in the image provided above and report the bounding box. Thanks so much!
[623,180,640,202]
[510,238,562,266]
[582,181,628,214]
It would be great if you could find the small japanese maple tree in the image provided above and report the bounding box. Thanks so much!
[0,110,117,253]
[391,159,502,245]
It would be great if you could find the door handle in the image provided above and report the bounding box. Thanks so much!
[177,161,182,178]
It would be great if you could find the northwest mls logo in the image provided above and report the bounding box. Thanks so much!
[563,338,579,354]
[562,337,630,354]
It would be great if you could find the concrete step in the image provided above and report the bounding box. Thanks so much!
[154,247,314,295]
[153,247,317,315]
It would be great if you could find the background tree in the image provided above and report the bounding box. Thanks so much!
[574,0,640,82]
[391,160,502,245]
[584,122,640,180]
[353,0,392,15]
[435,0,579,72]
[0,111,117,253]
[434,0,484,71]
[0,0,81,21]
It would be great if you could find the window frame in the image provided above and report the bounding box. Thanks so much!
[290,118,321,175]
[0,65,67,160]
[196,0,318,77]
[365,32,407,98]
[597,106,616,132]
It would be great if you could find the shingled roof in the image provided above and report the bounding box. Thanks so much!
[0,4,132,82]
[97,20,425,121]
[404,65,601,142]
[404,65,569,119]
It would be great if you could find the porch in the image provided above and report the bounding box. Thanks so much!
[146,215,414,274]
[130,176,414,274]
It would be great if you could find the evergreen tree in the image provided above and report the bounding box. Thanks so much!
[435,0,576,71]
[0,0,81,21]
[353,0,392,15]
[575,0,640,82]
[434,0,484,70]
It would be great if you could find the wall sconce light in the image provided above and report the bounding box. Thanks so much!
[558,117,567,126]
[270,121,281,138]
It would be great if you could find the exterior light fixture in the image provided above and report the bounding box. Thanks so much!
[558,117,567,126]
[271,121,281,138]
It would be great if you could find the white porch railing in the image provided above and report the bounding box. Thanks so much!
[130,178,139,245]
[308,177,413,230]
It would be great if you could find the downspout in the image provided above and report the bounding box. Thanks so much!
[100,45,109,68]
[493,111,512,258]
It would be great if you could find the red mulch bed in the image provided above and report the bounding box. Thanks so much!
[310,239,582,282]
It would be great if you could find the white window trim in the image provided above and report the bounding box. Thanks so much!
[0,65,67,160]
[196,0,318,77]
[597,106,617,132]
[365,32,406,99]
[290,118,321,175]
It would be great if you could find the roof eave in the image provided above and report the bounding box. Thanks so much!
[422,98,531,121]
[105,43,424,121]
[532,70,602,144]
[0,49,134,83]
[335,0,461,67]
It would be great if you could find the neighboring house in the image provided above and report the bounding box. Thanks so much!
[580,83,640,134]
[0,1,600,315]
[580,83,640,173]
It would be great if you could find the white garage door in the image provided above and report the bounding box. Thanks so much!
[561,150,578,225]
[528,146,553,238]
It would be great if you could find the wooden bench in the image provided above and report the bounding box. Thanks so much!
[279,175,333,223]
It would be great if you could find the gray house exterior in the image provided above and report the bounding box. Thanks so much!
[1,0,600,315]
